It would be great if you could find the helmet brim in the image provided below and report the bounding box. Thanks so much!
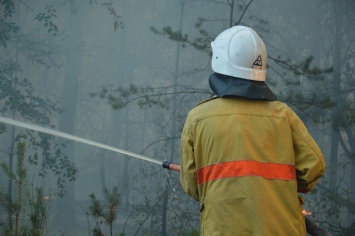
[209,73,277,101]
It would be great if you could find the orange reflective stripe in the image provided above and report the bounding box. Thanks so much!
[196,160,296,185]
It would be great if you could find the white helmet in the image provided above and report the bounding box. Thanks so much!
[211,26,267,81]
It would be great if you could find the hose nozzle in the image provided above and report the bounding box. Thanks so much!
[162,161,171,169]
[162,161,181,172]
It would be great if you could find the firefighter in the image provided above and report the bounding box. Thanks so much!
[179,26,326,236]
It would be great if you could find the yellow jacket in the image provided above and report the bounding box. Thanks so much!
[180,97,326,236]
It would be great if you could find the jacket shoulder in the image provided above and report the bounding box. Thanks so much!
[194,96,218,107]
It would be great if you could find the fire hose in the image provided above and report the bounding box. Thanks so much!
[162,161,332,236]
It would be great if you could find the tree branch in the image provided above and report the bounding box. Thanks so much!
[235,0,255,25]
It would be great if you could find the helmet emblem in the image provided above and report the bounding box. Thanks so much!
[252,55,262,67]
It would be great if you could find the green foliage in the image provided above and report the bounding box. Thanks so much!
[0,19,19,47]
[0,1,78,195]
[0,142,53,236]
[341,100,355,127]
[35,5,59,36]
[0,143,29,216]
[150,25,211,53]
[271,56,336,122]
[91,0,124,32]
[149,0,267,56]
[27,188,50,236]
[91,83,167,109]
[12,130,77,197]
[0,63,60,122]
[0,0,15,18]
[270,55,333,81]
[88,186,121,236]
[91,83,211,110]
[283,91,336,123]
[151,26,188,44]
[16,128,77,197]
[104,1,124,32]
[0,142,30,234]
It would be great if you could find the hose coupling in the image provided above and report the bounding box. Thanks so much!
[162,160,171,169]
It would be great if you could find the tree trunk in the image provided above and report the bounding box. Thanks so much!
[162,1,185,235]
[328,0,342,196]
[229,0,234,27]
[340,0,355,227]
[121,107,131,206]
[55,1,87,231]
[7,117,15,231]
[7,2,22,231]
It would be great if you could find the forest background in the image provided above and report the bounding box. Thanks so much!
[0,0,354,235]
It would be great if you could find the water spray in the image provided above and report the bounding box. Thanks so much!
[0,116,180,171]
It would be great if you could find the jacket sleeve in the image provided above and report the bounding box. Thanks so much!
[289,109,326,193]
[180,117,199,201]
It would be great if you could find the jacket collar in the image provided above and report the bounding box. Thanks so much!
[209,73,277,101]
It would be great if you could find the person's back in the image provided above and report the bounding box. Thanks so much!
[179,26,326,236]
[182,97,325,235]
